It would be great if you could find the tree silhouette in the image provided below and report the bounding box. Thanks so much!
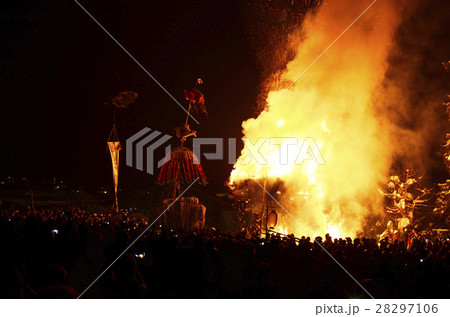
[380,169,431,229]
[434,61,450,226]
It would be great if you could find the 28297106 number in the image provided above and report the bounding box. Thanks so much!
[375,304,438,314]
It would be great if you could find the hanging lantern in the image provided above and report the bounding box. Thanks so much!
[267,210,278,229]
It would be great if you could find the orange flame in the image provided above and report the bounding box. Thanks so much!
[229,0,402,238]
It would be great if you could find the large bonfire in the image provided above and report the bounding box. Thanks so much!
[229,0,404,238]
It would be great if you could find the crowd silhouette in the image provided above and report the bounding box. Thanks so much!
[0,209,448,298]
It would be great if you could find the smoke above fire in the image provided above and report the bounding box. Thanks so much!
[229,0,416,238]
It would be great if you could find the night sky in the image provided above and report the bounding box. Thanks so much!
[1,0,449,193]
[0,0,267,191]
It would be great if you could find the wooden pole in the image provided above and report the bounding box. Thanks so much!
[265,204,269,239]
[260,178,267,238]
[184,102,192,126]
[115,189,119,213]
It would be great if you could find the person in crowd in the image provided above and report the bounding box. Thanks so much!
[0,208,448,298]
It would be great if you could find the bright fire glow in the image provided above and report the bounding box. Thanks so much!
[229,0,401,238]
[324,224,343,240]
[277,119,286,126]
[276,225,289,236]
